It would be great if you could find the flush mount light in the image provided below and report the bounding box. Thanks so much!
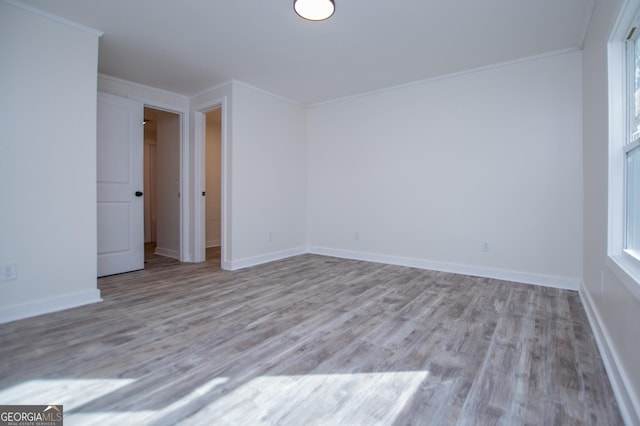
[294,0,335,21]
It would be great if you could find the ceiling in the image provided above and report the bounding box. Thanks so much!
[20,0,595,105]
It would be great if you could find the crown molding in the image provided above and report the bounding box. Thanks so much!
[2,0,103,36]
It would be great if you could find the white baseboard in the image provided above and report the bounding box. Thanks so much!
[224,246,580,290]
[307,247,580,290]
[579,284,640,425]
[0,289,102,324]
[154,247,180,260]
[225,247,307,271]
[206,239,221,248]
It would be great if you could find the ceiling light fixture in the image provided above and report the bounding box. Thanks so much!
[294,0,335,21]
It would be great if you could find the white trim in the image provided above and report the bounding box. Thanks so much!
[128,98,190,263]
[99,74,189,101]
[190,80,234,100]
[607,0,640,301]
[154,247,180,260]
[223,245,580,290]
[0,290,102,324]
[226,248,307,271]
[192,107,207,262]
[2,0,103,36]
[610,0,640,45]
[625,139,640,152]
[309,48,581,107]
[135,99,188,116]
[608,32,628,271]
[231,80,305,107]
[578,0,597,49]
[308,247,581,290]
[222,245,580,290]
[206,239,221,248]
[579,284,640,425]
[192,97,229,267]
[607,255,640,300]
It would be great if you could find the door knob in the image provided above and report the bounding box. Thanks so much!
[135,191,143,197]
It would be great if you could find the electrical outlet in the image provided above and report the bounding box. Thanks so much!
[267,231,273,242]
[354,231,360,241]
[0,263,17,281]
[600,271,605,293]
[481,241,490,253]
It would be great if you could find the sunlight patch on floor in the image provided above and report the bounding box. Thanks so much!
[180,371,429,425]
[65,377,228,425]
[0,372,427,425]
[0,378,136,411]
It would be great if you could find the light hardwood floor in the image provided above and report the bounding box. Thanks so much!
[0,251,623,425]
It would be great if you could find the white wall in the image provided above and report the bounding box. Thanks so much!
[0,2,101,322]
[205,108,222,247]
[143,121,157,243]
[155,110,181,259]
[230,83,308,267]
[582,0,640,422]
[190,82,307,269]
[308,51,583,288]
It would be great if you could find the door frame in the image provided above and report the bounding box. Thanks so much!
[132,97,189,262]
[193,97,228,265]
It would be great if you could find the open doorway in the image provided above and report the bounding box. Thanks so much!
[192,97,226,266]
[205,107,222,262]
[144,107,181,261]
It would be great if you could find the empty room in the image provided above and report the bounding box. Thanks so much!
[1,0,639,424]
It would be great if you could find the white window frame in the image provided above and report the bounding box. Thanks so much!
[607,0,640,301]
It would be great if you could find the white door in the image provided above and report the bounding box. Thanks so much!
[97,92,144,277]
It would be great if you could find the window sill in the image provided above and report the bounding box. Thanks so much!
[625,249,640,261]
[607,252,640,301]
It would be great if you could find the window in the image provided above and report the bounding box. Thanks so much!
[607,2,640,299]
[627,31,640,258]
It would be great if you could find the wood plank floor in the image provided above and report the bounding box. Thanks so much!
[0,251,623,425]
